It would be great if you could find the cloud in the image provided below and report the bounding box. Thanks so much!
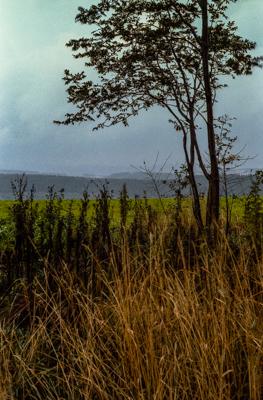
[0,0,262,174]
[230,0,263,47]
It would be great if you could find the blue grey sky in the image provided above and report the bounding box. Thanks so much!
[0,0,262,176]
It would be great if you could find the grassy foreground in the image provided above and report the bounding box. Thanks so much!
[0,221,262,399]
[0,178,262,399]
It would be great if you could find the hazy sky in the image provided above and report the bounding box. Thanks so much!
[0,0,262,176]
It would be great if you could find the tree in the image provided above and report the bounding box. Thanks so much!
[56,0,260,233]
[215,114,252,234]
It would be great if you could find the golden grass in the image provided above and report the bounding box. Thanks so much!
[0,224,262,399]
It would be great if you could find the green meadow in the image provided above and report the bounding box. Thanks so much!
[0,196,248,222]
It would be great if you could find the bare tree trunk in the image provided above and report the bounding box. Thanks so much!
[200,0,220,232]
[189,118,204,232]
[182,128,204,232]
[188,165,204,232]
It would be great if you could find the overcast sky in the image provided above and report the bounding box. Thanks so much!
[0,0,262,176]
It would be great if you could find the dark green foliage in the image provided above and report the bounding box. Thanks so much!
[120,183,130,231]
[91,183,112,256]
[57,0,258,129]
[10,175,38,285]
[75,190,90,280]
[244,170,263,250]
[169,165,189,223]
[129,195,150,251]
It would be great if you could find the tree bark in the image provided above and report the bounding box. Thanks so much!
[200,0,220,231]
[182,127,204,233]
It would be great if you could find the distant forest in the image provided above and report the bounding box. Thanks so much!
[0,172,258,200]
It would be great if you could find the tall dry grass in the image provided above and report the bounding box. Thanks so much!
[0,223,262,400]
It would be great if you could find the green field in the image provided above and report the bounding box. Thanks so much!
[0,196,248,222]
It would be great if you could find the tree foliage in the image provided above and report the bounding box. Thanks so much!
[56,0,261,232]
[57,0,257,127]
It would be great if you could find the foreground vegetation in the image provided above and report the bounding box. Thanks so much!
[1,240,262,400]
[0,178,262,399]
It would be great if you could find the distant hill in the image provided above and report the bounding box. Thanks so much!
[0,169,42,175]
[107,171,174,180]
[0,172,259,200]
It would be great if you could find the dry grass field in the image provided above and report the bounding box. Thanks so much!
[0,211,262,399]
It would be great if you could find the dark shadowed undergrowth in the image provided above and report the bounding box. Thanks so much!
[0,179,262,399]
